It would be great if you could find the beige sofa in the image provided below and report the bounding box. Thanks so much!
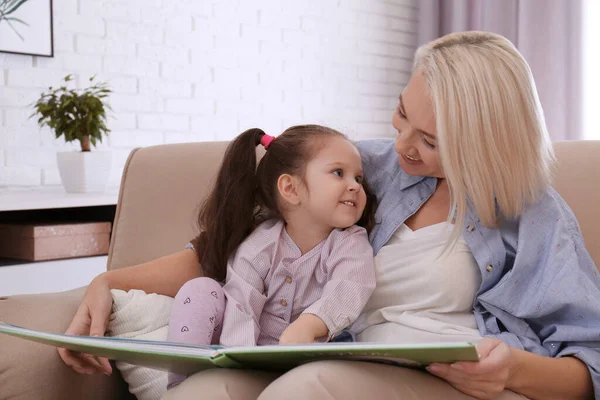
[1,140,599,400]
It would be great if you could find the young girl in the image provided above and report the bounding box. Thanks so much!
[166,124,377,388]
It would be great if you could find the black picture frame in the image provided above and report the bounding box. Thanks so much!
[0,0,54,57]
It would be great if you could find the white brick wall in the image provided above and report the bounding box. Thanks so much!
[0,0,418,189]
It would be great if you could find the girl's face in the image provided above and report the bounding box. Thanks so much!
[298,136,367,230]
[392,71,444,178]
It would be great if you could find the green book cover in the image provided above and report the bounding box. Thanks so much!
[0,322,479,375]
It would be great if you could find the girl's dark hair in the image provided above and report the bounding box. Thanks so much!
[193,124,377,281]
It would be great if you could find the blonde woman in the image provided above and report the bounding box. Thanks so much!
[60,32,599,400]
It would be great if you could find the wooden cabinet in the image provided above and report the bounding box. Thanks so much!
[0,187,118,296]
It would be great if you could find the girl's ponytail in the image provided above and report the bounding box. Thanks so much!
[194,128,265,281]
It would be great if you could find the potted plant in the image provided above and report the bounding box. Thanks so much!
[32,74,113,193]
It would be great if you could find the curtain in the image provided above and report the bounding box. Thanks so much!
[418,0,583,140]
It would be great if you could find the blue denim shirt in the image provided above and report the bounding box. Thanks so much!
[357,139,600,397]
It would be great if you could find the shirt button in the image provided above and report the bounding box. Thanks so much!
[467,225,475,232]
[486,264,493,272]
[281,299,288,307]
[285,276,293,284]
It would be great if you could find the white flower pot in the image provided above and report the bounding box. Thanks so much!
[56,151,113,193]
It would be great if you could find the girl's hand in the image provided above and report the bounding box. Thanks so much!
[279,314,328,345]
[426,338,514,400]
[279,321,317,345]
[57,273,114,375]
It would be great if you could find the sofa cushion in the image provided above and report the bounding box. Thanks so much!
[107,289,174,400]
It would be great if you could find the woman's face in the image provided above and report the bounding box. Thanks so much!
[392,71,444,178]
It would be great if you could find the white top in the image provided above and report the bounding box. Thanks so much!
[352,222,482,344]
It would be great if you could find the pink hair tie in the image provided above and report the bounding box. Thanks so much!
[260,134,275,149]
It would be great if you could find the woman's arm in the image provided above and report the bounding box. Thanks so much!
[427,338,594,400]
[508,347,594,400]
[102,248,202,297]
[58,248,202,374]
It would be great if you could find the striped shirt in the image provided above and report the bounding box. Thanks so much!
[217,219,376,347]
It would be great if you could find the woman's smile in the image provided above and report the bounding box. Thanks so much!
[402,154,423,165]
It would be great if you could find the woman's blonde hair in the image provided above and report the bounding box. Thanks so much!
[414,31,555,237]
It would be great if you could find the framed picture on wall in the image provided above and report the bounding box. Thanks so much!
[0,0,54,57]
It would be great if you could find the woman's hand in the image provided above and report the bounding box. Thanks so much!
[57,273,114,375]
[426,338,514,400]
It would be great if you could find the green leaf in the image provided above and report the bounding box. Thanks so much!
[4,0,30,16]
[4,16,28,25]
[3,0,20,9]
[31,74,112,150]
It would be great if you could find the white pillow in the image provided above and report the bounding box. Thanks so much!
[107,289,174,400]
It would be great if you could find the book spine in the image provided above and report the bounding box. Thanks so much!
[211,354,245,368]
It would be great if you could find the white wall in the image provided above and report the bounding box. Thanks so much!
[0,0,418,189]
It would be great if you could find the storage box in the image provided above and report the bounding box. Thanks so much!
[0,222,112,261]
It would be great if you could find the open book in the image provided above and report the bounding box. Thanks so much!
[0,322,479,375]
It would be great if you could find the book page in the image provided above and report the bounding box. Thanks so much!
[218,341,479,371]
[1,322,479,374]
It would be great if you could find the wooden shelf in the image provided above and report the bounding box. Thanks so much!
[0,186,119,211]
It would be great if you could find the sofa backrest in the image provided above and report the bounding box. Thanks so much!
[552,140,600,268]
[107,140,600,273]
[107,142,229,271]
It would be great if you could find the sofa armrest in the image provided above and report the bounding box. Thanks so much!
[0,287,133,400]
